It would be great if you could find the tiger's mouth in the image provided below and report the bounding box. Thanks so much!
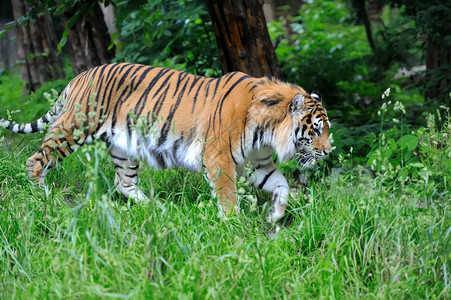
[295,148,329,168]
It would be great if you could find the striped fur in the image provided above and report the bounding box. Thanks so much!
[0,63,332,222]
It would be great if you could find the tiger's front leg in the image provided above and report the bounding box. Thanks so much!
[204,152,238,215]
[245,160,290,223]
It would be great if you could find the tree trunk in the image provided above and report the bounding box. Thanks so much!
[11,0,65,92]
[351,0,377,53]
[62,1,114,75]
[0,24,17,69]
[425,36,451,102]
[207,0,281,78]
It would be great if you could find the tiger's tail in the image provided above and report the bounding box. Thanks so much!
[0,87,68,134]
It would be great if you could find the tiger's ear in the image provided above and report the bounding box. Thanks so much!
[290,93,304,114]
[310,90,322,102]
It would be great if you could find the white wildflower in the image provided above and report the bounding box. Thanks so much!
[394,101,406,114]
[383,87,391,98]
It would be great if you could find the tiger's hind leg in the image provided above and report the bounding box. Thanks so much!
[26,128,75,185]
[109,147,149,202]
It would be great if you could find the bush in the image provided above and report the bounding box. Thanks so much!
[367,88,450,203]
[112,0,221,76]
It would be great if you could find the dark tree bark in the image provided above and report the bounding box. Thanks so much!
[425,37,451,101]
[351,0,377,53]
[62,1,114,75]
[11,0,65,92]
[207,0,281,78]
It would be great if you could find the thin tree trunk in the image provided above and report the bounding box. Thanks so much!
[425,36,451,102]
[207,0,281,78]
[62,1,114,75]
[11,0,65,92]
[351,0,377,53]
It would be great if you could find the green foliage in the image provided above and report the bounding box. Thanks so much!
[267,0,435,126]
[382,0,451,39]
[112,0,221,76]
[269,0,377,113]
[372,5,421,72]
[0,72,69,125]
[366,89,450,203]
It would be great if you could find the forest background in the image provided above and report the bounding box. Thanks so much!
[0,0,450,298]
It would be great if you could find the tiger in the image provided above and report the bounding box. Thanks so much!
[0,63,332,223]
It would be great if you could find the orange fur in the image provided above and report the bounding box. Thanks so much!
[0,63,332,219]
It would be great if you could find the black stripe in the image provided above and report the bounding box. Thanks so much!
[294,126,300,138]
[126,113,133,138]
[252,126,263,148]
[97,75,118,130]
[55,147,68,158]
[240,115,247,159]
[204,115,212,142]
[172,72,189,98]
[191,80,205,114]
[116,64,144,92]
[111,85,129,129]
[261,99,283,106]
[157,77,191,146]
[188,127,196,142]
[211,77,221,98]
[98,63,123,117]
[112,66,152,129]
[223,72,238,87]
[240,138,246,159]
[203,78,215,105]
[135,68,172,116]
[229,136,237,165]
[110,154,127,161]
[258,169,276,189]
[188,75,203,94]
[153,83,171,119]
[134,66,155,90]
[153,151,166,169]
[66,70,90,113]
[301,124,308,136]
[153,70,176,99]
[271,193,279,207]
[214,75,251,127]
[88,64,109,108]
[256,154,273,161]
[30,121,39,132]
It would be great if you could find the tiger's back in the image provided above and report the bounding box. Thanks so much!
[60,63,253,171]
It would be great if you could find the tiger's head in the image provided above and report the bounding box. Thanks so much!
[289,90,332,168]
[249,79,332,167]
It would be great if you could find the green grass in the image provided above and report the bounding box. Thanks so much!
[0,134,449,299]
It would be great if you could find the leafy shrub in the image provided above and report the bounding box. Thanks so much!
[112,0,221,76]
[0,71,69,124]
[367,88,450,203]
[268,0,427,127]
[268,1,376,115]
